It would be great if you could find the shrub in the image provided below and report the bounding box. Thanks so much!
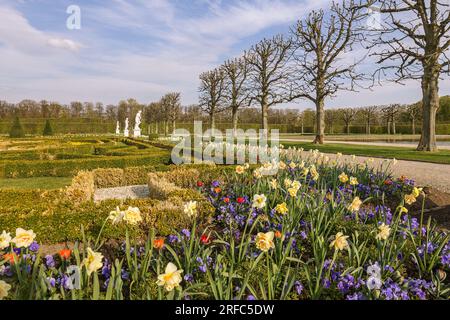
[93,168,125,188]
[147,173,182,200]
[9,116,25,138]
[42,119,53,136]
[65,170,95,203]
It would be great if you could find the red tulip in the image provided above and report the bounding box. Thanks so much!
[237,197,245,204]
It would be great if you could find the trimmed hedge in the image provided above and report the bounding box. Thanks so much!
[0,153,171,178]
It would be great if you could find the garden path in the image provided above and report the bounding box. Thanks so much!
[94,185,149,202]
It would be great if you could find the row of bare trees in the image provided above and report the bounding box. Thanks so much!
[198,0,449,151]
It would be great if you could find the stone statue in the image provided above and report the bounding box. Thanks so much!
[115,121,120,135]
[124,118,129,137]
[133,110,142,137]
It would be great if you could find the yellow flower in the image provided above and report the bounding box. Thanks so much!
[310,166,319,181]
[339,172,349,183]
[270,179,278,190]
[289,162,297,169]
[291,180,301,190]
[284,178,293,188]
[288,187,298,198]
[82,248,103,275]
[0,231,12,250]
[275,202,288,215]
[183,201,198,218]
[235,165,245,175]
[404,194,416,205]
[347,197,362,212]
[412,187,422,198]
[330,232,349,251]
[12,228,36,248]
[255,232,275,252]
[398,206,408,214]
[375,223,391,241]
[253,169,262,179]
[108,207,124,225]
[302,167,309,176]
[337,152,343,158]
[278,161,287,170]
[0,280,11,300]
[123,206,143,225]
[157,262,183,292]
[252,194,267,209]
[349,177,359,186]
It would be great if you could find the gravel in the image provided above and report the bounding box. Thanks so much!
[94,185,149,202]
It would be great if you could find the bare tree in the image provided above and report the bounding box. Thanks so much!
[369,0,450,151]
[245,35,295,132]
[199,68,226,131]
[360,105,379,134]
[341,108,358,134]
[222,57,250,137]
[406,102,422,135]
[162,92,181,132]
[325,109,338,134]
[291,0,367,144]
[381,104,402,134]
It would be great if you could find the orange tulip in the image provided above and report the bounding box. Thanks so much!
[59,248,72,260]
[153,237,165,250]
[3,253,17,264]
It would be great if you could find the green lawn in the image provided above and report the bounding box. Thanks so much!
[281,141,450,165]
[0,177,73,190]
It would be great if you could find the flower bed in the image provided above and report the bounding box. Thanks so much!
[0,149,449,300]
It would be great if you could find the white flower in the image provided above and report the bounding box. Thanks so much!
[123,207,143,225]
[12,228,36,248]
[157,262,183,292]
[252,194,267,209]
[82,248,103,275]
[367,264,381,278]
[183,201,198,218]
[0,231,12,250]
[108,207,124,225]
[366,276,382,290]
[0,280,11,300]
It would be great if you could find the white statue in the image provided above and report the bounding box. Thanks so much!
[133,110,142,137]
[124,118,129,137]
[115,121,120,135]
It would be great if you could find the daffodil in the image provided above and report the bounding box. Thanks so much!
[404,194,416,205]
[347,197,362,212]
[275,202,288,215]
[330,232,349,251]
[252,194,267,209]
[412,187,422,198]
[375,223,391,241]
[288,187,298,198]
[270,179,278,190]
[156,262,183,292]
[278,161,287,170]
[12,228,36,248]
[82,248,103,275]
[291,180,301,190]
[183,201,198,218]
[0,280,11,300]
[339,172,349,183]
[289,162,297,169]
[302,168,309,176]
[398,206,408,214]
[310,166,319,181]
[235,165,245,175]
[255,232,275,252]
[123,206,143,225]
[108,207,124,225]
[284,178,293,188]
[349,177,359,186]
[0,231,12,250]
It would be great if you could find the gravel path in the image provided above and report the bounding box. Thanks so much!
[94,185,149,202]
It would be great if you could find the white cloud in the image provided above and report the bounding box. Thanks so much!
[47,38,82,51]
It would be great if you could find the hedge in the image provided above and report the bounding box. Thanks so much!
[0,152,171,178]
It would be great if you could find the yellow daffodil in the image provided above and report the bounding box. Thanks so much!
[284,178,293,188]
[0,280,11,300]
[404,194,416,205]
[255,232,275,252]
[398,206,408,214]
[288,187,298,198]
[0,231,12,250]
[235,165,245,175]
[275,202,288,215]
[339,172,349,183]
[330,232,349,251]
[157,262,183,292]
[123,206,143,225]
[412,187,422,198]
[270,179,278,190]
[252,194,267,209]
[375,223,391,241]
[82,248,103,275]
[337,152,343,158]
[291,180,301,190]
[183,201,198,218]
[302,167,309,176]
[253,169,262,179]
[289,162,297,169]
[310,166,319,181]
[278,161,287,170]
[349,177,359,186]
[12,228,36,248]
[347,197,362,212]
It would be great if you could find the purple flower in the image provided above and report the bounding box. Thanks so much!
[247,295,256,300]
[181,229,191,239]
[29,242,40,252]
[184,274,194,282]
[294,281,303,295]
[45,255,55,268]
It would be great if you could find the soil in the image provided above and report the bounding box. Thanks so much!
[410,187,450,230]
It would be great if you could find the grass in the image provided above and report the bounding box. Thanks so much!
[281,141,450,165]
[0,177,73,190]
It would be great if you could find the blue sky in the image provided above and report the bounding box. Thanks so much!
[0,0,448,109]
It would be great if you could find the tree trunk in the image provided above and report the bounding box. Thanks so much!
[387,120,391,135]
[392,119,396,135]
[172,120,176,132]
[301,120,304,135]
[412,119,416,135]
[232,108,238,139]
[210,113,216,131]
[155,122,159,134]
[346,123,350,135]
[417,67,439,152]
[164,121,168,136]
[367,121,371,135]
[261,99,269,132]
[313,99,325,144]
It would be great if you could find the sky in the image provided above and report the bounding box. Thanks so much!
[0,0,448,110]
